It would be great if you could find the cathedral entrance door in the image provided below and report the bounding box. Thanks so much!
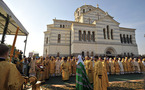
[105,47,117,57]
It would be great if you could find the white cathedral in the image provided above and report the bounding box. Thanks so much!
[43,5,138,57]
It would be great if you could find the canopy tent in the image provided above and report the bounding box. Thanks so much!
[0,0,29,58]
[0,0,28,36]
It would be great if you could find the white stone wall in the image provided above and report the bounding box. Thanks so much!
[74,5,96,22]
[120,28,136,44]
[48,45,70,56]
[44,21,71,56]
[96,44,122,55]
[96,44,138,56]
[43,31,50,56]
[95,17,120,43]
[83,8,106,24]
[119,28,138,56]
[53,19,72,28]
[49,28,70,44]
[71,23,96,42]
[43,5,139,57]
[71,43,97,56]
[121,45,138,56]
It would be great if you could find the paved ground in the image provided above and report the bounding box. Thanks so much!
[26,73,145,90]
[108,73,145,81]
[40,73,145,90]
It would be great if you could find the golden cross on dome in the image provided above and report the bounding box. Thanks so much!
[82,0,86,5]
[97,4,99,8]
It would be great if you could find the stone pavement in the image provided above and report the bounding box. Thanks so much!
[26,73,145,90]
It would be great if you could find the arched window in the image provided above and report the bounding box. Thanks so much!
[92,31,95,42]
[103,28,106,39]
[79,30,82,41]
[82,33,84,41]
[87,51,89,56]
[120,34,123,43]
[123,34,126,43]
[130,35,132,44]
[111,29,113,40]
[63,25,65,28]
[58,34,61,43]
[87,31,91,41]
[83,9,85,13]
[46,37,48,44]
[60,25,62,28]
[107,25,110,39]
[83,31,86,41]
[127,35,129,43]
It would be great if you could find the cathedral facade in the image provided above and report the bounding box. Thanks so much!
[43,5,138,57]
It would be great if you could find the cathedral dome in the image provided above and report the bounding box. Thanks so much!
[75,5,96,14]
[74,5,96,21]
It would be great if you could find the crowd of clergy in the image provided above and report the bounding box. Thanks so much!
[9,48,144,89]
[4,49,145,90]
[14,54,145,82]
[2,44,145,90]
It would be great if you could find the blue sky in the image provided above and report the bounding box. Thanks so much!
[2,0,145,56]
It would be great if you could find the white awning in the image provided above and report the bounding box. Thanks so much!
[0,0,29,36]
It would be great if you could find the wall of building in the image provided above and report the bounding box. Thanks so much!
[43,5,139,57]
[71,43,97,56]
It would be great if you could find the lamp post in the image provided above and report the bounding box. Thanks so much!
[23,36,28,57]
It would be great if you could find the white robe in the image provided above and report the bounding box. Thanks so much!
[118,60,124,72]
[142,61,145,66]
[134,61,140,72]
[55,60,61,74]
[29,59,36,76]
